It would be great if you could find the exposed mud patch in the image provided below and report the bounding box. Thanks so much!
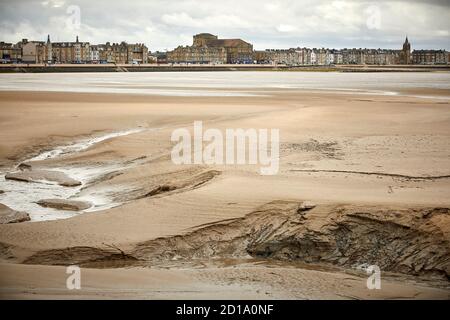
[0,242,15,261]
[23,245,138,267]
[128,169,221,201]
[22,201,450,282]
[132,201,450,280]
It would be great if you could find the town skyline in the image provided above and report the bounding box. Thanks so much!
[2,33,448,66]
[1,0,449,51]
[2,32,449,53]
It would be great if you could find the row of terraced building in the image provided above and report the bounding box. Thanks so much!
[1,34,448,65]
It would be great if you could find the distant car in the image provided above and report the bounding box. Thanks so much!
[132,61,139,65]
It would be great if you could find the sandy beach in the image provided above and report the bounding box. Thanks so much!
[0,72,449,299]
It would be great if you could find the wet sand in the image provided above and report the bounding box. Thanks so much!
[0,83,449,299]
[1,263,448,300]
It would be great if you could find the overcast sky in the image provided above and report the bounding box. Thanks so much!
[1,0,449,51]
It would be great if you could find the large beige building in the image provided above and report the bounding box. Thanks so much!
[125,43,148,64]
[21,40,49,63]
[97,42,148,64]
[51,36,90,63]
[168,45,227,64]
[168,33,253,64]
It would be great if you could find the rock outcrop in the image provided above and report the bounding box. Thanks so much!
[17,163,32,171]
[5,170,81,187]
[36,199,91,211]
[0,204,30,224]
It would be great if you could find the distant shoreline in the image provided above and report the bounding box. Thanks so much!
[1,63,450,73]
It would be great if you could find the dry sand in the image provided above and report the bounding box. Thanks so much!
[0,87,449,299]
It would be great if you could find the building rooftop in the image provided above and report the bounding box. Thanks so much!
[203,39,251,48]
[194,33,217,38]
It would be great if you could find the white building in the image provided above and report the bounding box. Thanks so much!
[310,50,317,65]
[326,52,334,65]
[90,45,99,62]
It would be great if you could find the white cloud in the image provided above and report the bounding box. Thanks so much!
[41,0,65,8]
[161,12,251,29]
[276,24,297,33]
[161,12,199,27]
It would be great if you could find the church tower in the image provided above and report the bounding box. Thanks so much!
[402,36,411,64]
[46,34,52,63]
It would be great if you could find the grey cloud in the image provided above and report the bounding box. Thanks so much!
[0,0,449,50]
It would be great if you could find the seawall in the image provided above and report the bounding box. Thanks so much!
[1,63,449,73]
